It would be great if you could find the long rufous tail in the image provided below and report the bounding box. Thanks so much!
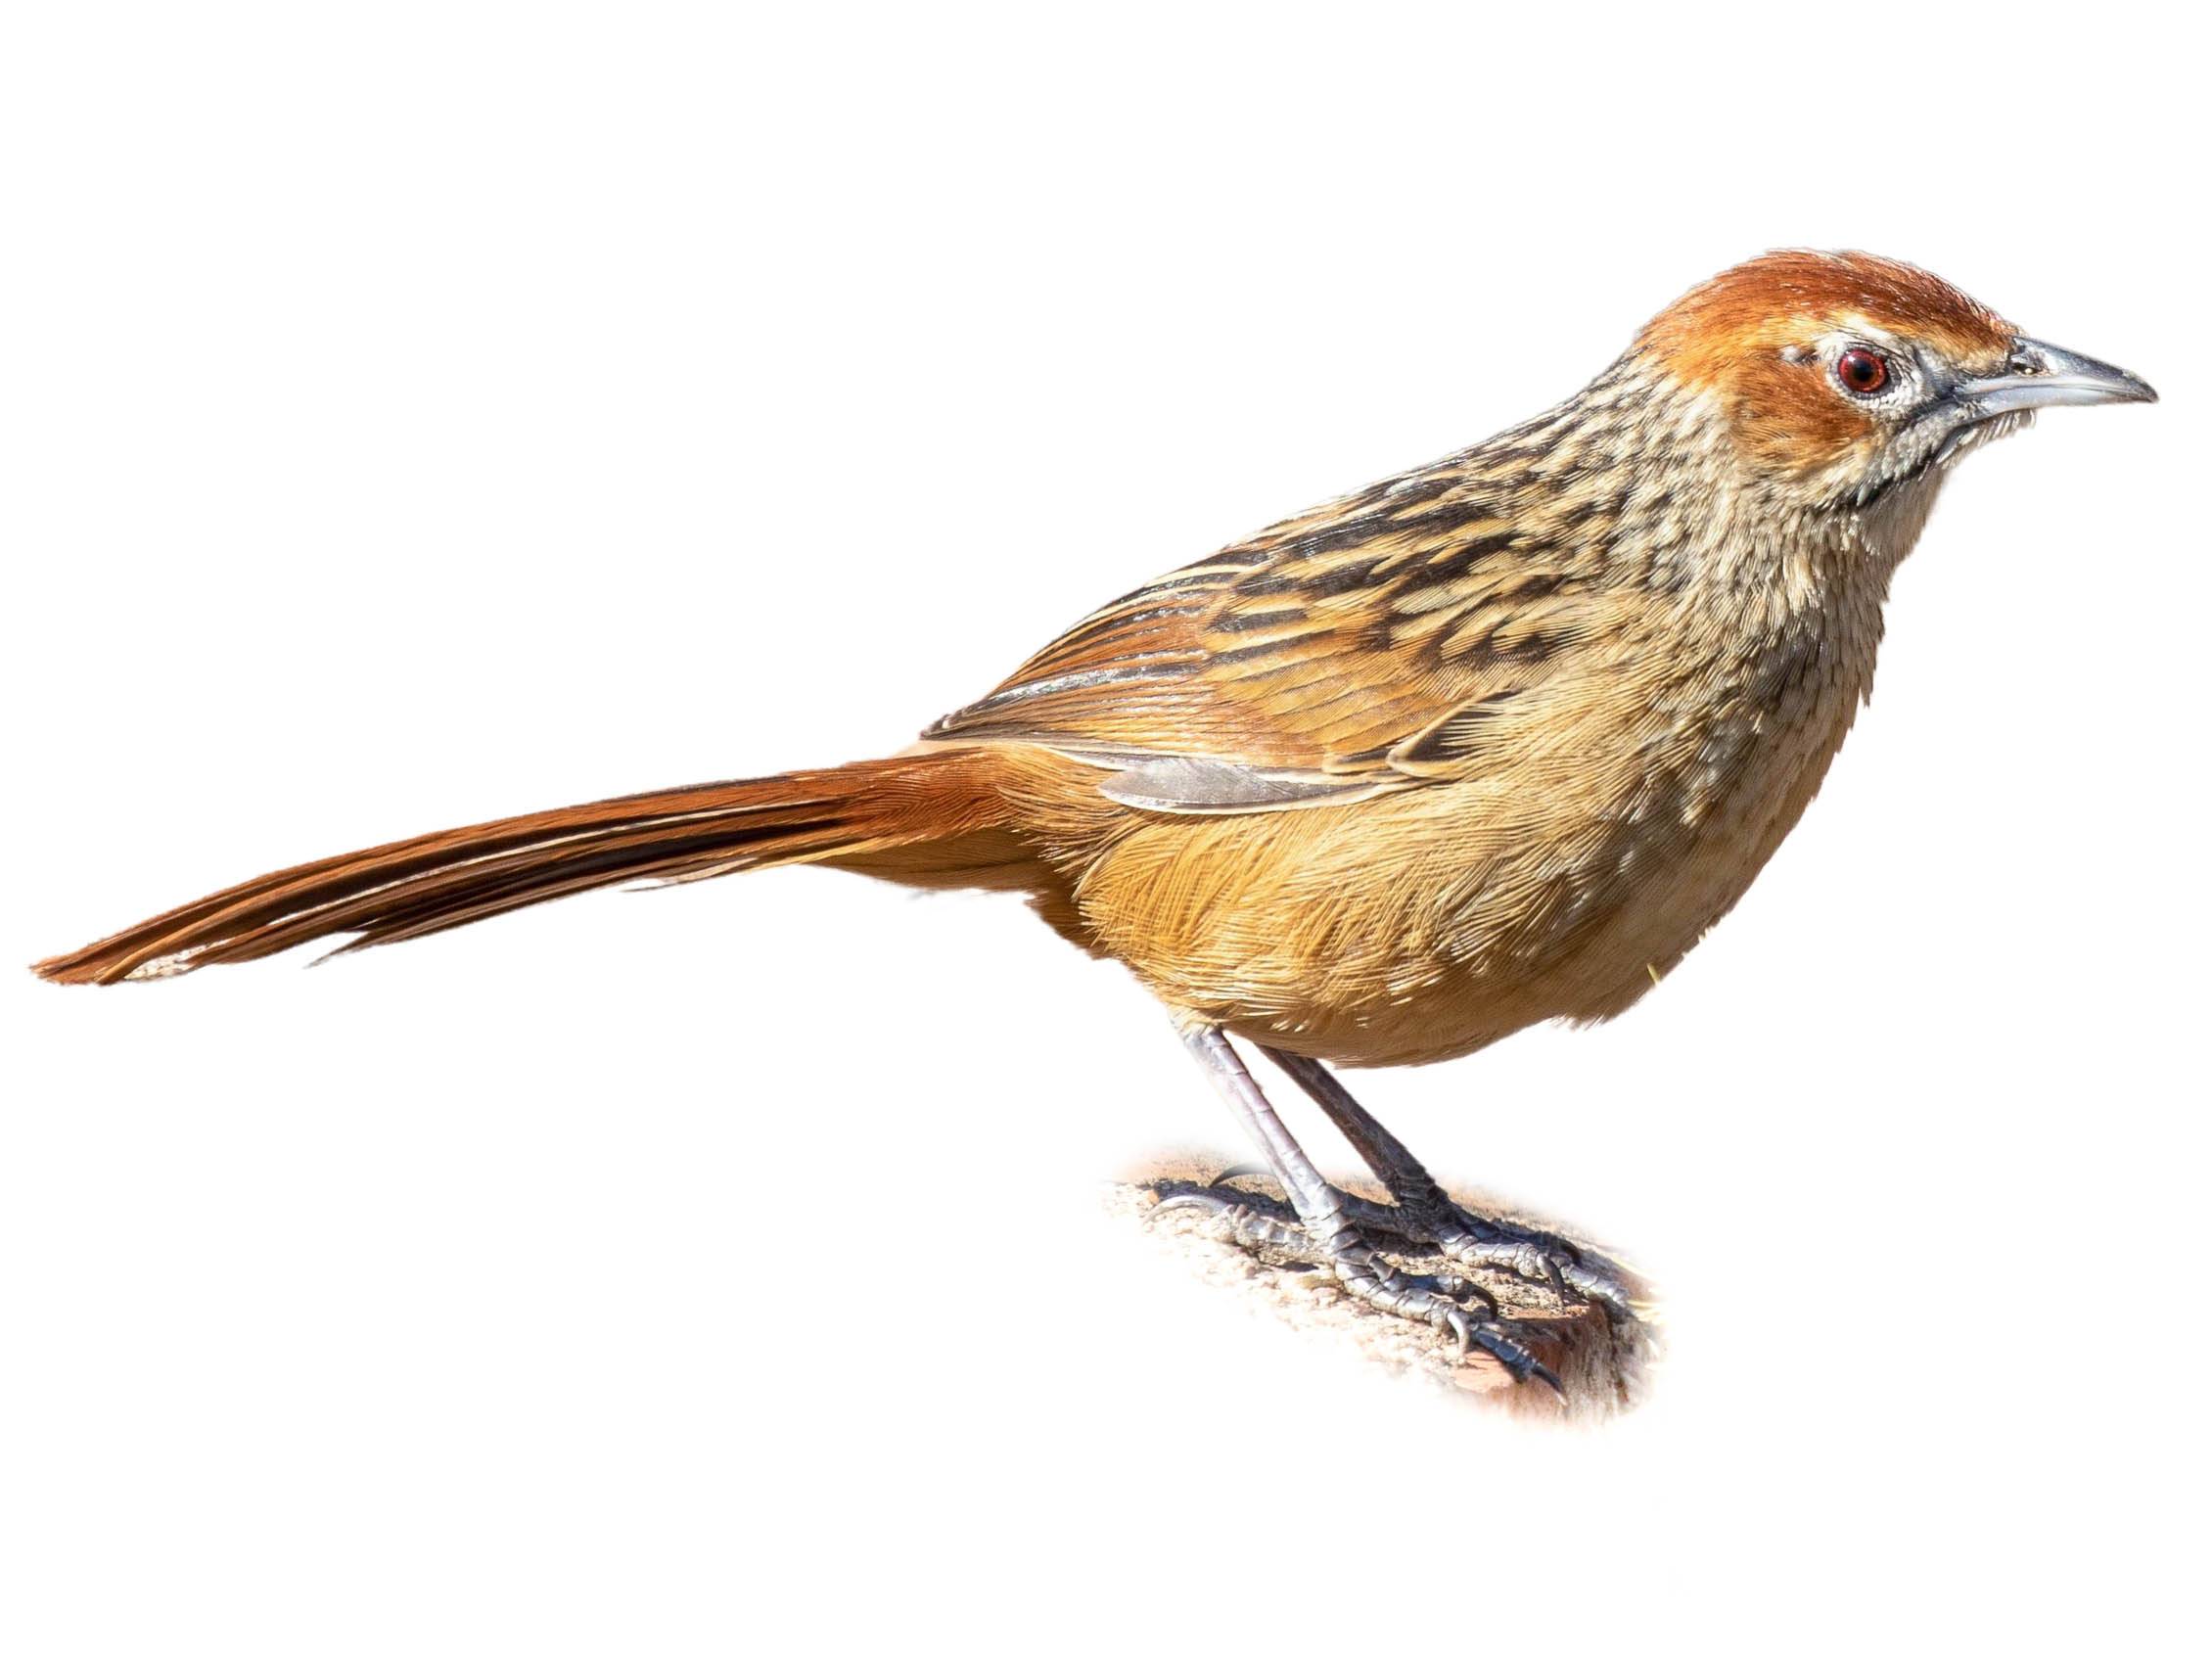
[33,750,1014,986]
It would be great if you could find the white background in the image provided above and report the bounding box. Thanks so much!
[3,5,2204,1654]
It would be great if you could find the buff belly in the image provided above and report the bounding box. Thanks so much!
[1067,666,1868,1071]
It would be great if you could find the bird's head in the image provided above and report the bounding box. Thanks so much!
[1636,250,2155,511]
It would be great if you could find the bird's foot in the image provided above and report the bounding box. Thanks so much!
[1176,1163,1637,1321]
[1341,1193,1638,1324]
[1149,1187,1561,1391]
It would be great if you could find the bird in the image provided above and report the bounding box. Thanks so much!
[33,250,2156,1388]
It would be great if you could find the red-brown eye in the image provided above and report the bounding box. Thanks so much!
[1836,347,1889,394]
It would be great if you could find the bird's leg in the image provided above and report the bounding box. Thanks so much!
[1259,1045,1636,1322]
[1157,1025,1557,1388]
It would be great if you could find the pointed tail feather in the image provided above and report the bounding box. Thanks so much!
[32,750,1010,986]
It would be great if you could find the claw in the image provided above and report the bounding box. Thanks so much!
[1474,1326,1554,1392]
[1443,1309,1474,1361]
[1145,1190,1233,1226]
[1527,1247,1570,1302]
[1433,1271,1501,1321]
[1207,1161,1275,1190]
[1440,1308,1562,1393]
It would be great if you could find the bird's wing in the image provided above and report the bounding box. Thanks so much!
[922,457,1619,813]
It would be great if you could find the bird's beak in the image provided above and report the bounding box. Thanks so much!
[1953,337,2159,416]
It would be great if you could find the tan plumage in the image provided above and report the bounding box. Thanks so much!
[31,250,2157,1372]
[33,251,2133,1055]
[36,248,2144,1049]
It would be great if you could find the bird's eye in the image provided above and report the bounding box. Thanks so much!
[1835,347,1890,395]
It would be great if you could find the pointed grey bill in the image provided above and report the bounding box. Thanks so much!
[1954,338,2159,416]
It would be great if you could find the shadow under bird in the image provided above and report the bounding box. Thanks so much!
[36,251,2156,1389]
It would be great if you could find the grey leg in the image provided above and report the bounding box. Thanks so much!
[1156,1025,1558,1389]
[1260,1044,1636,1322]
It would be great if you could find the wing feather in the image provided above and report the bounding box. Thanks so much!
[923,423,1629,811]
